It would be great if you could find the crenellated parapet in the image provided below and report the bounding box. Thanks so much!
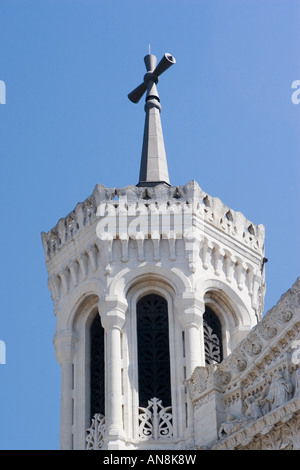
[42,180,265,262]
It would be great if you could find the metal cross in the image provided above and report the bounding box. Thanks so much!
[128,52,176,104]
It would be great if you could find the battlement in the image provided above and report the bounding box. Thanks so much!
[41,180,265,263]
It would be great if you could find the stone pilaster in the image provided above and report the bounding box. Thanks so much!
[54,330,79,450]
[98,296,127,449]
[176,294,205,377]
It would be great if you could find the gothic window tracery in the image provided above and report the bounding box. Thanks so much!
[203,306,223,365]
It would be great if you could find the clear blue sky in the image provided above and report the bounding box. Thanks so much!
[0,0,299,450]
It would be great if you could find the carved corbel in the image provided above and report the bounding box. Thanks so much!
[102,238,113,275]
[69,259,79,287]
[136,233,145,262]
[78,252,88,278]
[200,236,213,270]
[223,250,235,283]
[86,244,98,272]
[58,267,69,294]
[151,231,161,261]
[251,269,263,311]
[48,273,61,303]
[212,243,224,276]
[235,257,247,291]
[119,233,129,263]
[183,230,201,273]
[245,263,255,295]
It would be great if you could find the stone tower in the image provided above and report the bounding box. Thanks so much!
[41,53,266,450]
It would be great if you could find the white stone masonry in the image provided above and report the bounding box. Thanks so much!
[42,179,266,450]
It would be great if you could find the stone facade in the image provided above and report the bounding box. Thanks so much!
[41,179,271,450]
[185,277,300,450]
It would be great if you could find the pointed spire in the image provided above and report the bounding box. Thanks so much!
[128,52,176,187]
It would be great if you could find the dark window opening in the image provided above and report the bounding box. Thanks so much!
[137,294,171,408]
[203,306,223,365]
[90,313,105,419]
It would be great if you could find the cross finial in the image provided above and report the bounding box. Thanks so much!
[128,52,176,187]
[128,52,176,104]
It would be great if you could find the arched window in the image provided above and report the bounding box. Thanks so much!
[90,313,105,419]
[203,306,223,365]
[136,294,171,408]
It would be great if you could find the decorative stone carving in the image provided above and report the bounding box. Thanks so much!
[138,397,173,440]
[263,371,293,412]
[204,327,220,362]
[185,277,300,450]
[218,415,247,439]
[279,310,293,324]
[281,416,300,450]
[214,367,231,386]
[41,181,265,270]
[243,394,263,419]
[86,413,106,450]
[241,332,263,357]
[184,366,211,401]
[229,351,248,373]
[293,368,300,398]
[257,319,277,341]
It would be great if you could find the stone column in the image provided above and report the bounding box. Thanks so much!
[54,330,78,450]
[176,294,205,439]
[98,296,127,449]
[176,294,205,378]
